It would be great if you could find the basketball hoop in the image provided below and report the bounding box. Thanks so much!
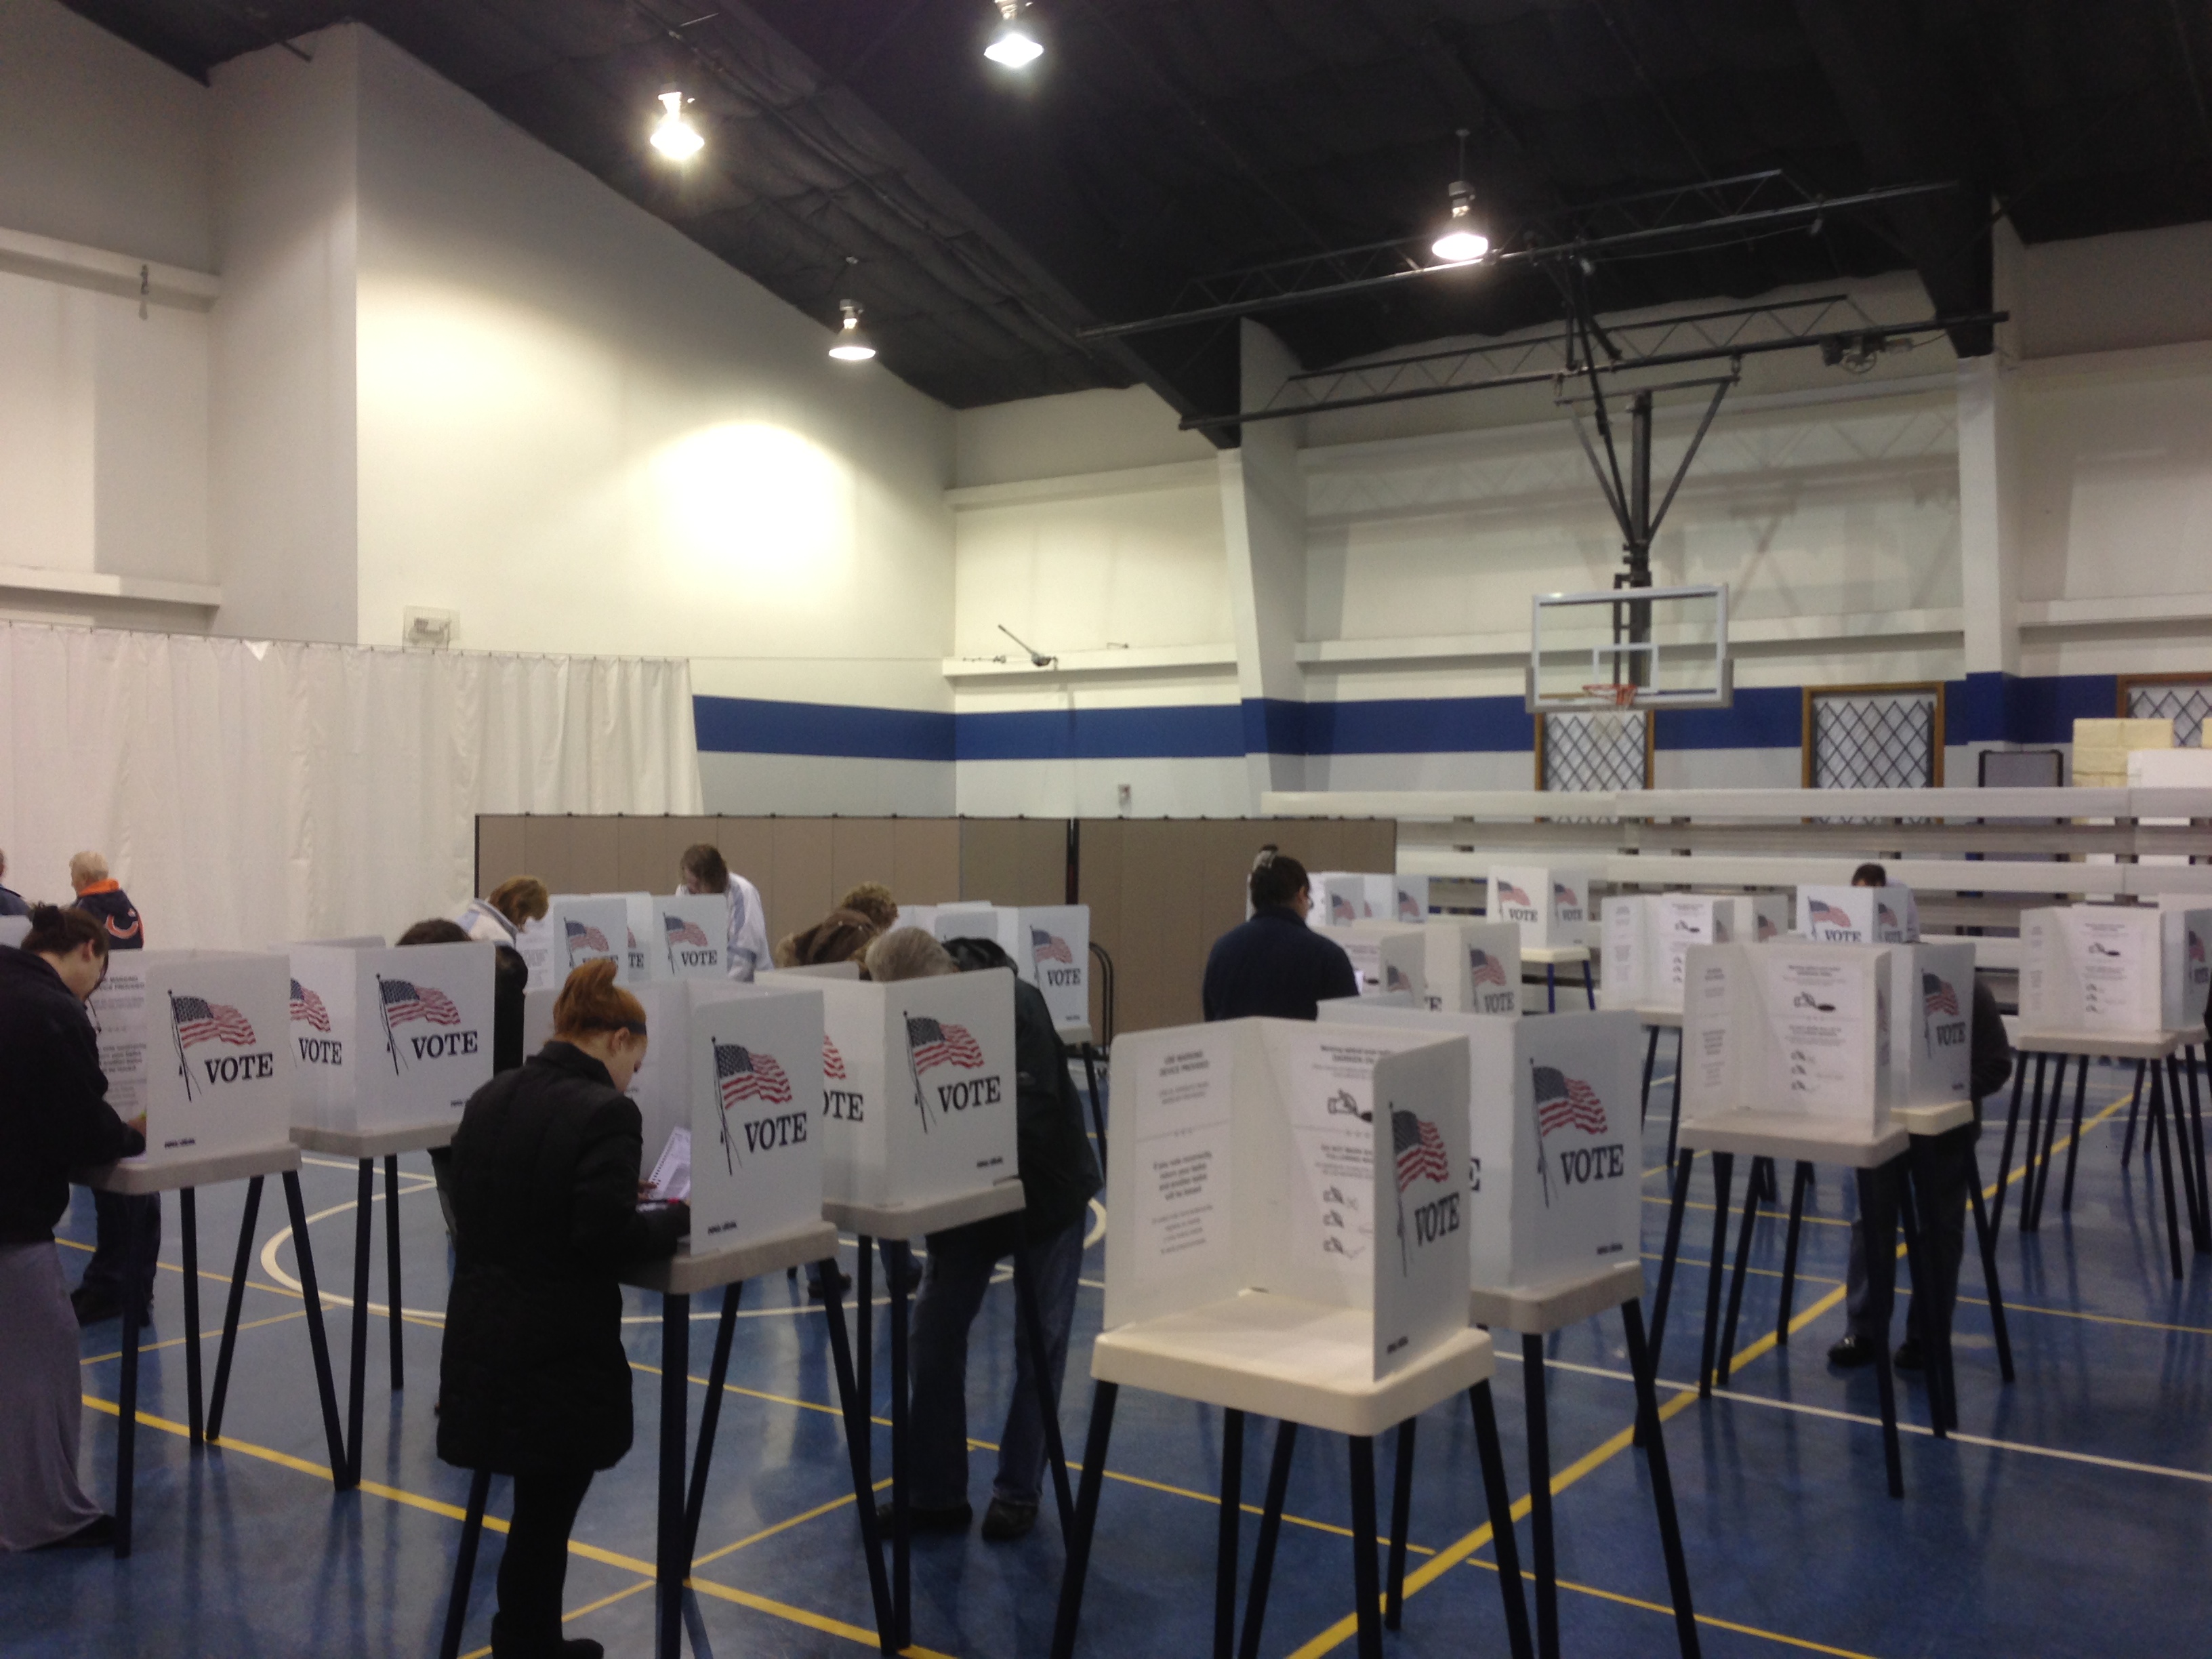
[1582,683,1639,710]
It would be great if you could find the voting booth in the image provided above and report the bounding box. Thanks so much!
[1680,943,1895,1132]
[287,941,495,1133]
[1308,871,1396,927]
[515,895,631,988]
[1882,941,1977,1107]
[933,903,1092,1029]
[1393,874,1431,922]
[1487,866,1593,949]
[1318,922,1429,1003]
[1797,884,1919,945]
[1339,918,1519,1016]
[91,950,294,1162]
[2020,904,2212,1033]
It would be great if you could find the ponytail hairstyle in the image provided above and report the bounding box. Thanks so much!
[22,903,109,960]
[1248,845,1310,910]
[551,958,647,1041]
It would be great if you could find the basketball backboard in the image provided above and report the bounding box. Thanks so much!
[1527,583,1732,713]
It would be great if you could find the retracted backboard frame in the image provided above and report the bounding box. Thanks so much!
[1527,583,1732,713]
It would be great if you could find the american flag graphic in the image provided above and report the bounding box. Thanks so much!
[1031,928,1075,965]
[565,918,611,953]
[1877,903,1900,930]
[1392,1109,1452,1193]
[1497,882,1533,908]
[1398,892,1423,922]
[1923,973,1959,1017]
[907,1017,985,1071]
[2190,933,2206,965]
[1330,892,1357,922]
[715,1042,792,1107]
[1553,882,1578,907]
[823,1036,848,1080]
[1469,949,1507,987]
[665,914,712,949]
[1533,1065,1607,1138]
[381,979,461,1027]
[1758,915,1778,941]
[1808,899,1849,927]
[1385,962,1413,993]
[289,979,331,1032]
[173,996,257,1048]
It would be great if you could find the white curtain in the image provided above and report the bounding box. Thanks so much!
[0,623,701,949]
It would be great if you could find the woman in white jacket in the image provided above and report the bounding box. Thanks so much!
[676,845,768,981]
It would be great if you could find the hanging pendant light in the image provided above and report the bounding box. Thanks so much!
[985,0,1044,67]
[1430,128,1490,264]
[650,89,703,161]
[829,300,877,361]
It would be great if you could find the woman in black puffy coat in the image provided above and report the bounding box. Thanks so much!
[437,959,687,1659]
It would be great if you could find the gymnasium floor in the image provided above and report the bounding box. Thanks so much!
[5,1054,2209,1658]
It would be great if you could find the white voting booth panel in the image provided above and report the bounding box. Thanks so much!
[1319,922,1428,1001]
[1319,1005,1641,1294]
[89,951,293,1163]
[1797,885,1919,945]
[1886,942,1975,1107]
[1107,1019,1471,1380]
[1739,894,1789,945]
[1487,866,1592,949]
[933,903,1092,1029]
[516,896,632,989]
[680,987,827,1247]
[1310,872,1396,927]
[806,968,1018,1208]
[288,941,495,1132]
[655,893,732,981]
[1599,895,1735,1012]
[1681,943,1894,1131]
[1424,919,1521,1017]
[2019,905,2212,1033]
[1394,874,1431,923]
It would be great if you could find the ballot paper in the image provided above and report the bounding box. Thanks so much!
[645,1126,692,1204]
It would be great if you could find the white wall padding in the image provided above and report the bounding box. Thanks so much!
[0,623,702,949]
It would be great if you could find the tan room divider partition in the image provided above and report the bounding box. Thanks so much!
[474,815,1395,1036]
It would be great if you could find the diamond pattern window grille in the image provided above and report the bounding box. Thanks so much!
[1543,710,1647,793]
[2127,682,2212,749]
[1811,693,1937,790]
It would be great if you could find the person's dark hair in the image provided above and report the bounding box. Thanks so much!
[1248,845,1310,910]
[397,918,472,946]
[552,958,647,1040]
[22,903,108,959]
[1850,862,1889,888]
[680,844,731,895]
[775,909,880,970]
[942,935,1016,975]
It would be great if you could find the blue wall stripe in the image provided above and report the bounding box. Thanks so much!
[694,673,2124,762]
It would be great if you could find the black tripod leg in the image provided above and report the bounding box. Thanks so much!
[1214,1409,1244,1659]
[1349,1436,1384,1659]
[1966,1146,2015,1384]
[1015,1249,1076,1537]
[346,1158,373,1486]
[2121,1059,2146,1168]
[438,1467,494,1659]
[1385,1418,1416,1631]
[1082,1042,1107,1178]
[384,1154,405,1390]
[683,1282,743,1567]
[2058,1054,2090,1214]
[181,1187,203,1445]
[1469,1380,1535,1659]
[1698,1153,1736,1398]
[283,1170,350,1486]
[1641,1024,1661,1126]
[818,1259,895,1653]
[1049,1382,1120,1659]
[206,1175,264,1443]
[1621,1298,1700,1658]
[1717,1164,1762,1387]
[2152,1064,2185,1280]
[1775,1162,1809,1345]
[1237,1420,1298,1659]
[1523,1336,1558,1659]
[1992,1053,2030,1235]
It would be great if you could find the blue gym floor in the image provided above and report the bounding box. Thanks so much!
[5,1052,2209,1658]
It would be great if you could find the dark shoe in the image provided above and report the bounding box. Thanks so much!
[1827,1333,1879,1369]
[70,1287,121,1327]
[1893,1336,1924,1372]
[981,1497,1037,1542]
[807,1265,853,1300]
[875,1499,972,1534]
[35,1515,115,1550]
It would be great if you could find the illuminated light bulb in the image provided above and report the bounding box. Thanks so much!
[1431,180,1489,264]
[985,0,1044,66]
[829,300,876,361]
[651,90,703,161]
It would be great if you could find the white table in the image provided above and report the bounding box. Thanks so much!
[436,1218,891,1659]
[1523,945,1595,1012]
[85,1143,346,1557]
[825,1180,1056,1655]
[290,1121,454,1484]
[2001,1026,2209,1275]
[1658,1115,1925,1498]
[1469,1262,1696,1659]
[1051,1291,1533,1659]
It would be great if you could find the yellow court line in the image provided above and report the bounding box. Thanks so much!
[1644,1194,1853,1229]
[693,1479,893,1570]
[80,1308,308,1366]
[1452,1555,1886,1659]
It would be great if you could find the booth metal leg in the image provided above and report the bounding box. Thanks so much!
[1237,1420,1298,1659]
[1049,1381,1120,1659]
[207,1175,265,1443]
[1965,1147,2015,1382]
[1647,1149,1696,1385]
[818,1258,895,1654]
[1214,1410,1244,1659]
[1991,1055,2032,1238]
[683,1283,744,1568]
[1896,1162,1951,1437]
[2184,1046,2210,1248]
[1522,1336,1559,1659]
[347,1158,374,1486]
[655,1290,691,1659]
[1640,1026,1661,1126]
[1664,1048,1686,1172]
[1384,1419,1415,1631]
[855,1234,874,1485]
[1871,1164,1906,1497]
[1620,1298,1700,1658]
[1468,1380,1536,1659]
[2057,1055,2092,1216]
[282,1170,350,1486]
[1717,1163,1763,1388]
[1697,1153,1736,1398]
[1015,1250,1077,1536]
[2150,1065,2186,1280]
[1348,1435,1384,1659]
[2165,1054,2207,1249]
[1081,1042,1107,1179]
[2024,1057,2068,1232]
[1775,1162,1810,1345]
[439,1467,494,1659]
[384,1154,405,1391]
[180,1188,203,1444]
[1580,960,1595,1010]
[112,1200,148,1558]
[888,1237,914,1652]
[2121,1059,2147,1168]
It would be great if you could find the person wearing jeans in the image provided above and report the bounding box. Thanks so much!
[867,927,1103,1541]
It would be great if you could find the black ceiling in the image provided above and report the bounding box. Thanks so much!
[64,0,2212,428]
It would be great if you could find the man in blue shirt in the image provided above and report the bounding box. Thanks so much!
[1202,848,1359,1021]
